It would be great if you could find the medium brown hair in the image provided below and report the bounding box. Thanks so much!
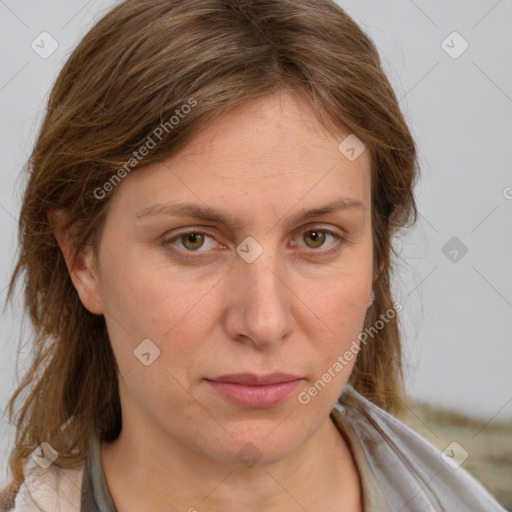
[1,0,418,505]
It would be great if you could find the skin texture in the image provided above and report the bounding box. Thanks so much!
[55,91,374,511]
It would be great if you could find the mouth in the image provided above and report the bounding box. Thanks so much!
[204,373,304,408]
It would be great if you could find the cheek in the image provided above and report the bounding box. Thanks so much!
[100,244,199,326]
[304,273,370,337]
[98,252,221,373]
[300,274,370,381]
[100,265,218,423]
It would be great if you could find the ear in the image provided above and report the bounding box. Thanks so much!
[48,208,104,315]
[373,259,386,283]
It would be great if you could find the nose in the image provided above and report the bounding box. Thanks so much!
[223,246,296,349]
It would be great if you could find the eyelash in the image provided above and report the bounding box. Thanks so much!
[162,226,346,260]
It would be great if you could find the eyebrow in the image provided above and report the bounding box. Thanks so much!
[135,196,365,228]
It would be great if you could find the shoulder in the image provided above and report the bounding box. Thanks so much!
[8,457,84,512]
[332,385,507,511]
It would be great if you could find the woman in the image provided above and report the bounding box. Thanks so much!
[0,0,506,510]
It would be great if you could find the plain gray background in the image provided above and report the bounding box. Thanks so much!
[1,0,511,486]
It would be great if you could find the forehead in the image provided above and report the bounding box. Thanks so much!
[178,91,369,172]
[110,91,372,221]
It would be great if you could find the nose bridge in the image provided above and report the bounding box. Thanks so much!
[227,238,294,345]
[246,250,285,303]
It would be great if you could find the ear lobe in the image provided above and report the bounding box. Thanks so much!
[48,208,104,315]
[372,259,386,283]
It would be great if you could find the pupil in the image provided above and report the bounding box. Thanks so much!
[184,233,203,250]
[307,230,324,248]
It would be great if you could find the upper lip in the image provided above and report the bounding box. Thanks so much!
[206,373,303,385]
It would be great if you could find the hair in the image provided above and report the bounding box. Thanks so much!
[0,0,419,506]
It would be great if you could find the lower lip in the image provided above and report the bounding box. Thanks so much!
[205,379,303,408]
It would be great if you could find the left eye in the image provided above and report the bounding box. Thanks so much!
[294,228,340,250]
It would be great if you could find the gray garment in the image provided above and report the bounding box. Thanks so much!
[79,384,507,511]
[80,435,116,512]
[332,384,507,511]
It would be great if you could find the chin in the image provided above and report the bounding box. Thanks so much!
[198,432,301,469]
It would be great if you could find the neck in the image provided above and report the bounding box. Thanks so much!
[100,413,362,512]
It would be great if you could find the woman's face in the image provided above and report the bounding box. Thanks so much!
[80,91,374,466]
